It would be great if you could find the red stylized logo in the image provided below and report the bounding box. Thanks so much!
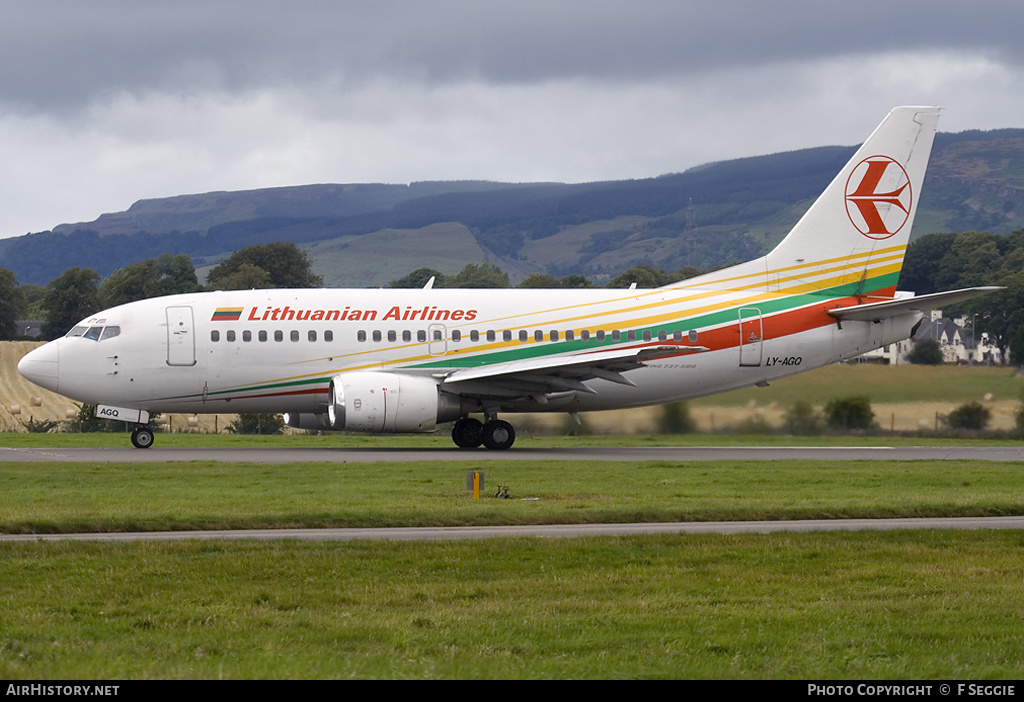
[845,156,912,240]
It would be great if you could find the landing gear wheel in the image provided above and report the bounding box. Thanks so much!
[451,417,484,448]
[131,425,155,449]
[482,419,516,451]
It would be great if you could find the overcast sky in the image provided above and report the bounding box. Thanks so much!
[2,0,1022,240]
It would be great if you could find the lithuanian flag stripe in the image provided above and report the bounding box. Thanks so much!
[212,307,244,321]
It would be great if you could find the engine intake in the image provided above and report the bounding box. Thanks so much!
[327,371,459,433]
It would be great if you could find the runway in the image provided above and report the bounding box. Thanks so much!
[3,516,1024,543]
[3,444,1024,463]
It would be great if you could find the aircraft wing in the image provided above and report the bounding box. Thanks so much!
[828,287,1001,323]
[440,344,708,395]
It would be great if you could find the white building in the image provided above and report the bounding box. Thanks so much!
[858,310,1004,365]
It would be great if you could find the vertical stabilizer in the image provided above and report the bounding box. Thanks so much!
[678,107,940,298]
[765,106,939,297]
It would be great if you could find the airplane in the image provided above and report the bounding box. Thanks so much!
[18,106,999,450]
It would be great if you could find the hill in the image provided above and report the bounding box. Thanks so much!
[2,129,1023,286]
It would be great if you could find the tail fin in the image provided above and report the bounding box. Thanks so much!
[681,106,940,298]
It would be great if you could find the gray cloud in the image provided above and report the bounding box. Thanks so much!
[1,1,1023,240]
[4,1,1022,110]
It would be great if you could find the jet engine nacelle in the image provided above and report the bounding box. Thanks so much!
[326,371,459,433]
[283,412,331,431]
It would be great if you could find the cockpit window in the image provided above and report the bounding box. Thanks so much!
[67,324,121,341]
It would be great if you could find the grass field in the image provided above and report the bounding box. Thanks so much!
[2,455,1024,678]
[4,532,1024,679]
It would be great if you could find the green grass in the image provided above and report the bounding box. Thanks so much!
[688,364,1024,407]
[4,449,1024,678]
[3,532,1024,679]
[2,458,1023,534]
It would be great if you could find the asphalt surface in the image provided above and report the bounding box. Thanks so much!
[3,517,1024,543]
[3,445,1024,463]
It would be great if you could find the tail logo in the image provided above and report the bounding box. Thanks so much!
[845,156,912,239]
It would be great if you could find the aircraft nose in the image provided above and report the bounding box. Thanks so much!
[18,341,60,393]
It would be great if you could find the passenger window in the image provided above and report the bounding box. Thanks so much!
[433,330,443,341]
[259,330,268,342]
[226,330,236,342]
[596,331,606,341]
[357,331,366,342]
[211,330,220,342]
[689,330,698,342]
[612,331,621,342]
[402,330,412,342]
[658,330,666,342]
[486,330,495,342]
[503,330,512,342]
[565,330,574,342]
[290,330,299,342]
[325,330,333,342]
[372,331,382,342]
[387,330,396,342]
[452,330,461,342]
[534,330,543,342]
[274,330,283,342]
[550,330,559,341]
[308,330,317,342]
[642,330,651,342]
[519,330,528,342]
[243,330,252,342]
[628,330,637,342]
[470,330,479,342]
[580,330,590,341]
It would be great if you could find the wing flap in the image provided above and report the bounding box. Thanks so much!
[441,344,708,391]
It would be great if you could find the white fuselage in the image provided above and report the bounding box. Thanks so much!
[20,285,921,418]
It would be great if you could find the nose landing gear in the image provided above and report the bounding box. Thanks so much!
[131,425,155,449]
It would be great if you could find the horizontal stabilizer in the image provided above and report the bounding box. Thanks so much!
[828,287,1001,323]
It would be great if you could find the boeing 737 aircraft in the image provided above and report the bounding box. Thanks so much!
[18,106,997,449]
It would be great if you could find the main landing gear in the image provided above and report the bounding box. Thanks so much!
[451,416,516,450]
[131,425,155,449]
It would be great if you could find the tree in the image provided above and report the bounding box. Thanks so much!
[389,268,445,289]
[227,413,285,435]
[944,402,991,430]
[784,400,822,435]
[907,338,944,365]
[0,267,26,340]
[516,273,562,289]
[155,253,202,297]
[100,259,161,307]
[207,242,322,290]
[440,262,510,288]
[606,264,672,289]
[206,263,273,291]
[41,267,101,340]
[824,396,875,431]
